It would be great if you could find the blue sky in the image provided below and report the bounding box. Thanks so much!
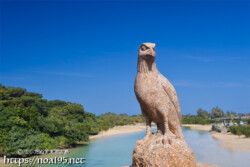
[1,0,250,115]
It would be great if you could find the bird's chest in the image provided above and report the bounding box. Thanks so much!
[134,73,162,104]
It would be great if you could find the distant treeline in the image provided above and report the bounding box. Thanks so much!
[0,84,144,156]
[182,115,216,125]
[182,107,250,125]
[195,107,243,119]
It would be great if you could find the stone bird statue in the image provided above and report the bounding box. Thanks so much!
[134,42,184,144]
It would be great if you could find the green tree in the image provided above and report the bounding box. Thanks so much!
[197,108,209,118]
[211,106,224,118]
[4,126,44,156]
[38,116,64,136]
[225,111,238,117]
[6,87,26,97]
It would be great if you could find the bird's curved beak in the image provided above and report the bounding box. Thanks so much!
[146,47,156,59]
[150,48,156,58]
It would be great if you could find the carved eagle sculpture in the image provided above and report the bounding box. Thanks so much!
[134,43,183,144]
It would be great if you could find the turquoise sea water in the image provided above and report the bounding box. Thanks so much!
[60,127,250,167]
[6,127,250,167]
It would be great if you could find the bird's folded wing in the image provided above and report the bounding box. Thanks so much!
[159,73,182,127]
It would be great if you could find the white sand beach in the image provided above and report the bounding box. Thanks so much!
[182,124,212,131]
[89,124,146,140]
[183,124,250,152]
[210,132,250,152]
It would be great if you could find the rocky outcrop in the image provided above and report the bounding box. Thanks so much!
[124,162,219,167]
[132,133,196,167]
[212,124,222,132]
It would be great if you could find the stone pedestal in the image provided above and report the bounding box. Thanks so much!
[132,133,196,167]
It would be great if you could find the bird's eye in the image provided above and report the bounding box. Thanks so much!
[141,45,146,51]
[153,47,155,51]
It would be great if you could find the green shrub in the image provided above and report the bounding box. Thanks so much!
[229,125,250,138]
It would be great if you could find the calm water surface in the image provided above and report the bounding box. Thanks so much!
[19,127,250,167]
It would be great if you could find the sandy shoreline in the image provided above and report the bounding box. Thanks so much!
[210,132,250,152]
[182,124,250,152]
[182,124,212,131]
[89,124,146,140]
[91,124,211,140]
[92,124,211,140]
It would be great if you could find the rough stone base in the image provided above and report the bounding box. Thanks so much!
[124,163,220,167]
[132,133,196,167]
